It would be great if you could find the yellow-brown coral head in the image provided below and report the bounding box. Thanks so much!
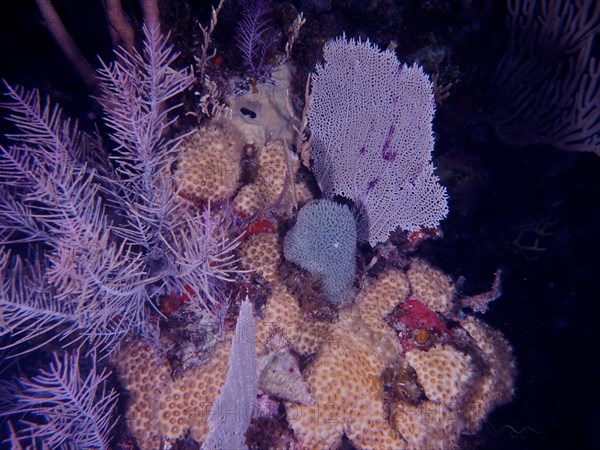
[240,232,282,282]
[407,258,456,315]
[176,122,244,202]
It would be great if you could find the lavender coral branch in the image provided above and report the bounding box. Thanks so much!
[97,23,243,315]
[0,20,247,450]
[1,351,118,449]
[159,204,246,313]
[0,84,149,357]
[236,0,275,81]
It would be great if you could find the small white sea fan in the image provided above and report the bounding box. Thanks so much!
[203,296,257,449]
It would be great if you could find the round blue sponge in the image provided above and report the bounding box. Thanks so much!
[283,199,357,305]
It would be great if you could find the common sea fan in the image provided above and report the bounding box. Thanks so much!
[203,297,257,449]
[307,36,448,246]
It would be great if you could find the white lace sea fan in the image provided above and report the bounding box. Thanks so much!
[308,35,448,246]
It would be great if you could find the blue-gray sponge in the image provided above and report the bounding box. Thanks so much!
[283,199,357,305]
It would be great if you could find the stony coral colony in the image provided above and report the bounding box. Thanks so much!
[112,69,516,449]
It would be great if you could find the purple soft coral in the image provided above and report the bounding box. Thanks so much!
[235,0,275,81]
[1,351,118,449]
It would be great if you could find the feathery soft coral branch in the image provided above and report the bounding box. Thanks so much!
[0,84,150,357]
[1,351,118,449]
[236,0,275,81]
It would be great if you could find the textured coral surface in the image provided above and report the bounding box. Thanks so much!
[113,338,231,449]
[114,230,515,449]
[113,78,514,448]
[176,123,243,202]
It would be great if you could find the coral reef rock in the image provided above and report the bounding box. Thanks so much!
[227,63,296,146]
[282,259,515,449]
[234,139,311,216]
[176,122,243,202]
[114,240,515,450]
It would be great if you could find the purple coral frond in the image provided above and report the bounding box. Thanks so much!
[0,22,230,363]
[236,0,275,81]
[97,24,193,164]
[0,27,196,357]
[0,82,87,162]
[0,83,150,357]
[161,203,247,316]
[0,83,94,245]
[96,23,194,257]
[0,250,77,355]
[1,351,118,449]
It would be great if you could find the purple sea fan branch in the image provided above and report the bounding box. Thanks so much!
[203,296,257,448]
[160,203,248,316]
[1,351,118,449]
[0,250,80,355]
[0,83,151,357]
[236,0,275,81]
[97,24,193,179]
[96,23,194,258]
[0,82,87,162]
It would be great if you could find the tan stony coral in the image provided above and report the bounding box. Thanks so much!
[283,264,514,450]
[350,269,410,370]
[234,140,312,216]
[405,344,473,407]
[407,258,456,314]
[286,333,407,449]
[256,285,330,357]
[246,232,331,358]
[239,232,281,282]
[176,122,243,202]
[358,268,410,329]
[114,286,324,449]
[459,316,516,433]
[113,255,515,450]
[285,270,410,449]
[393,401,461,450]
[112,337,232,449]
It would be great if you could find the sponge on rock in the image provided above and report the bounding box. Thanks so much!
[283,199,357,305]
